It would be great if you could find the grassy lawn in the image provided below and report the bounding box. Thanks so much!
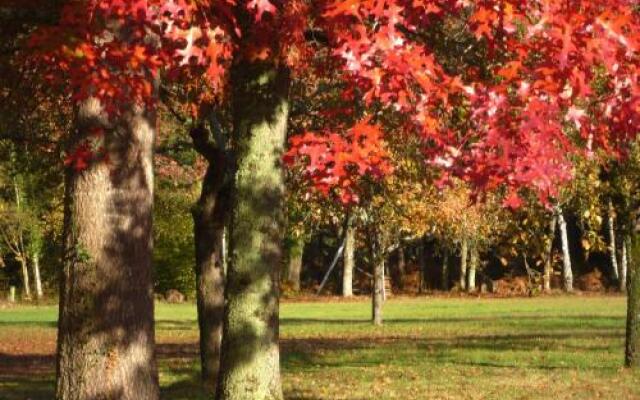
[1,296,639,399]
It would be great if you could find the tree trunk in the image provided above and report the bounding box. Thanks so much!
[215,63,289,400]
[14,180,31,300]
[626,229,640,367]
[342,219,355,297]
[418,238,427,293]
[441,248,449,291]
[395,246,406,291]
[286,235,304,292]
[191,124,231,389]
[544,214,557,292]
[459,238,468,291]
[608,201,620,282]
[468,244,478,292]
[32,252,44,299]
[621,236,629,293]
[556,207,573,292]
[372,243,384,326]
[56,98,159,400]
[8,286,16,303]
[19,257,31,300]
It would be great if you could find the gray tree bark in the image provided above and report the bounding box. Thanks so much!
[215,62,289,400]
[56,98,159,400]
[342,218,355,297]
[544,214,557,292]
[556,207,573,292]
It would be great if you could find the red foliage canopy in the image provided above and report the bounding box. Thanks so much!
[25,0,640,208]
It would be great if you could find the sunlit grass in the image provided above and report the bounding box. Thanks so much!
[1,296,638,399]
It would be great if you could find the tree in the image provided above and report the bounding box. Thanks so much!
[20,1,640,392]
[190,123,231,388]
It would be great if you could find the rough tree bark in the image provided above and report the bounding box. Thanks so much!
[544,214,557,292]
[468,243,478,292]
[459,238,468,291]
[556,206,573,292]
[56,98,159,400]
[190,125,231,388]
[286,235,304,292]
[608,201,620,282]
[342,216,355,297]
[215,63,289,400]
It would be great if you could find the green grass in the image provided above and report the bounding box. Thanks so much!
[1,296,639,399]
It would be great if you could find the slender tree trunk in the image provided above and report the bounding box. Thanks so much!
[459,238,468,291]
[342,218,355,297]
[191,124,231,389]
[441,248,449,291]
[621,236,629,293]
[372,239,384,326]
[625,229,640,367]
[14,180,31,300]
[468,244,478,292]
[608,201,620,282]
[56,98,159,400]
[19,257,31,300]
[556,207,573,292]
[395,246,406,291]
[544,214,557,292]
[215,63,289,400]
[418,238,427,293]
[32,252,44,299]
[286,235,304,292]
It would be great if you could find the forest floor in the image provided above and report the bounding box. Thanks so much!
[0,295,639,399]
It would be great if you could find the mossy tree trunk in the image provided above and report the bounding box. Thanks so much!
[190,125,231,389]
[56,98,159,400]
[215,62,289,400]
[626,227,640,367]
[342,216,355,297]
